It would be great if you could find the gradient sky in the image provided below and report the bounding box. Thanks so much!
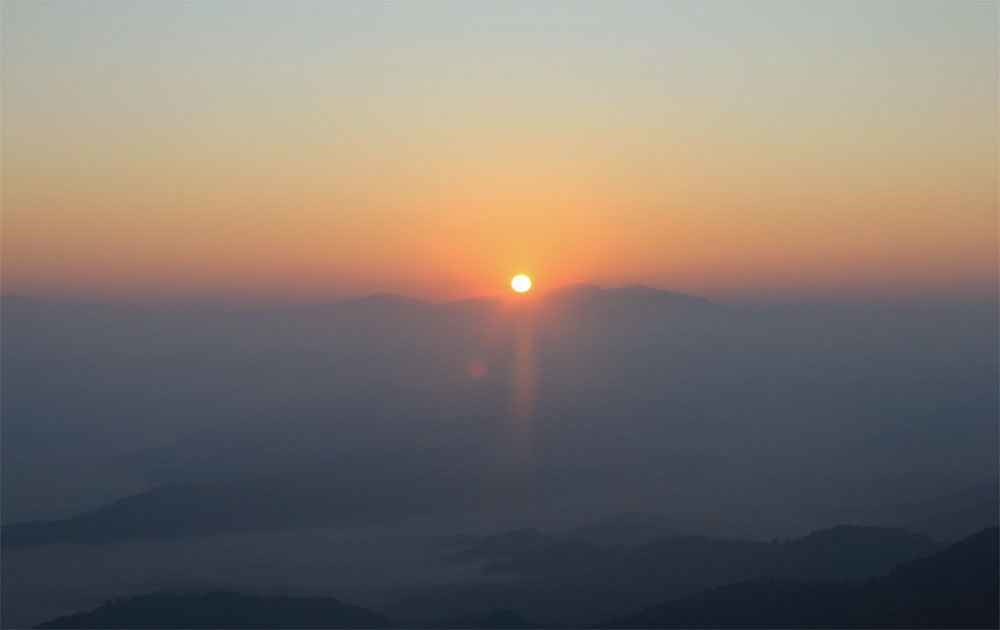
[3,1,996,301]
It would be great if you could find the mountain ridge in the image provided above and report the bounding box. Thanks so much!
[605,526,998,628]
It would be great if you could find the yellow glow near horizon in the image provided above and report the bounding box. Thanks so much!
[511,274,533,294]
[2,3,996,303]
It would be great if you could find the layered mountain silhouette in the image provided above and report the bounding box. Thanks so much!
[448,524,939,582]
[5,286,996,628]
[563,512,686,546]
[6,286,994,548]
[3,286,734,547]
[2,469,484,547]
[33,528,998,628]
[394,524,942,625]
[894,482,1000,542]
[606,526,999,628]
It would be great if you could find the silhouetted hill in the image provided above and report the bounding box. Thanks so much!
[450,524,938,583]
[545,284,716,308]
[860,526,999,627]
[542,284,723,324]
[35,591,391,629]
[448,528,553,562]
[392,524,939,625]
[895,481,1000,542]
[606,527,999,628]
[2,480,374,546]
[608,579,861,629]
[345,293,430,310]
[564,512,683,546]
[3,468,483,547]
[449,527,613,578]
[5,289,995,626]
[773,525,941,579]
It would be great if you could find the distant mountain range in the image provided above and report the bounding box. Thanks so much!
[4,285,996,628]
[5,285,995,541]
[5,471,995,550]
[2,470,485,547]
[34,527,998,628]
[449,523,940,583]
[0,286,738,549]
[393,523,945,625]
[605,526,999,628]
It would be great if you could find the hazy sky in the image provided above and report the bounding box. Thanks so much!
[3,1,996,301]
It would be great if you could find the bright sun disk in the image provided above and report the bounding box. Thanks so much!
[511,274,533,293]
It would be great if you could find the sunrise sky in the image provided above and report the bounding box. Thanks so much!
[3,1,996,302]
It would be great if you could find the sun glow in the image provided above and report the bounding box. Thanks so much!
[511,274,533,294]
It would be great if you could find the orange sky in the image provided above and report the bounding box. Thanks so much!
[3,2,996,302]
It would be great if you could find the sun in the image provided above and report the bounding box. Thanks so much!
[511,274,533,294]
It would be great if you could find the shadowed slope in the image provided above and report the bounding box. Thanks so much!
[606,527,998,628]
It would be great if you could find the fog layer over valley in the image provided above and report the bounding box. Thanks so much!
[2,286,996,626]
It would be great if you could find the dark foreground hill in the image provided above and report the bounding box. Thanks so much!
[414,524,938,623]
[606,526,999,628]
[32,528,997,629]
[35,591,391,629]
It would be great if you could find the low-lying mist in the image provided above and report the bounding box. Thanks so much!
[2,285,996,626]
